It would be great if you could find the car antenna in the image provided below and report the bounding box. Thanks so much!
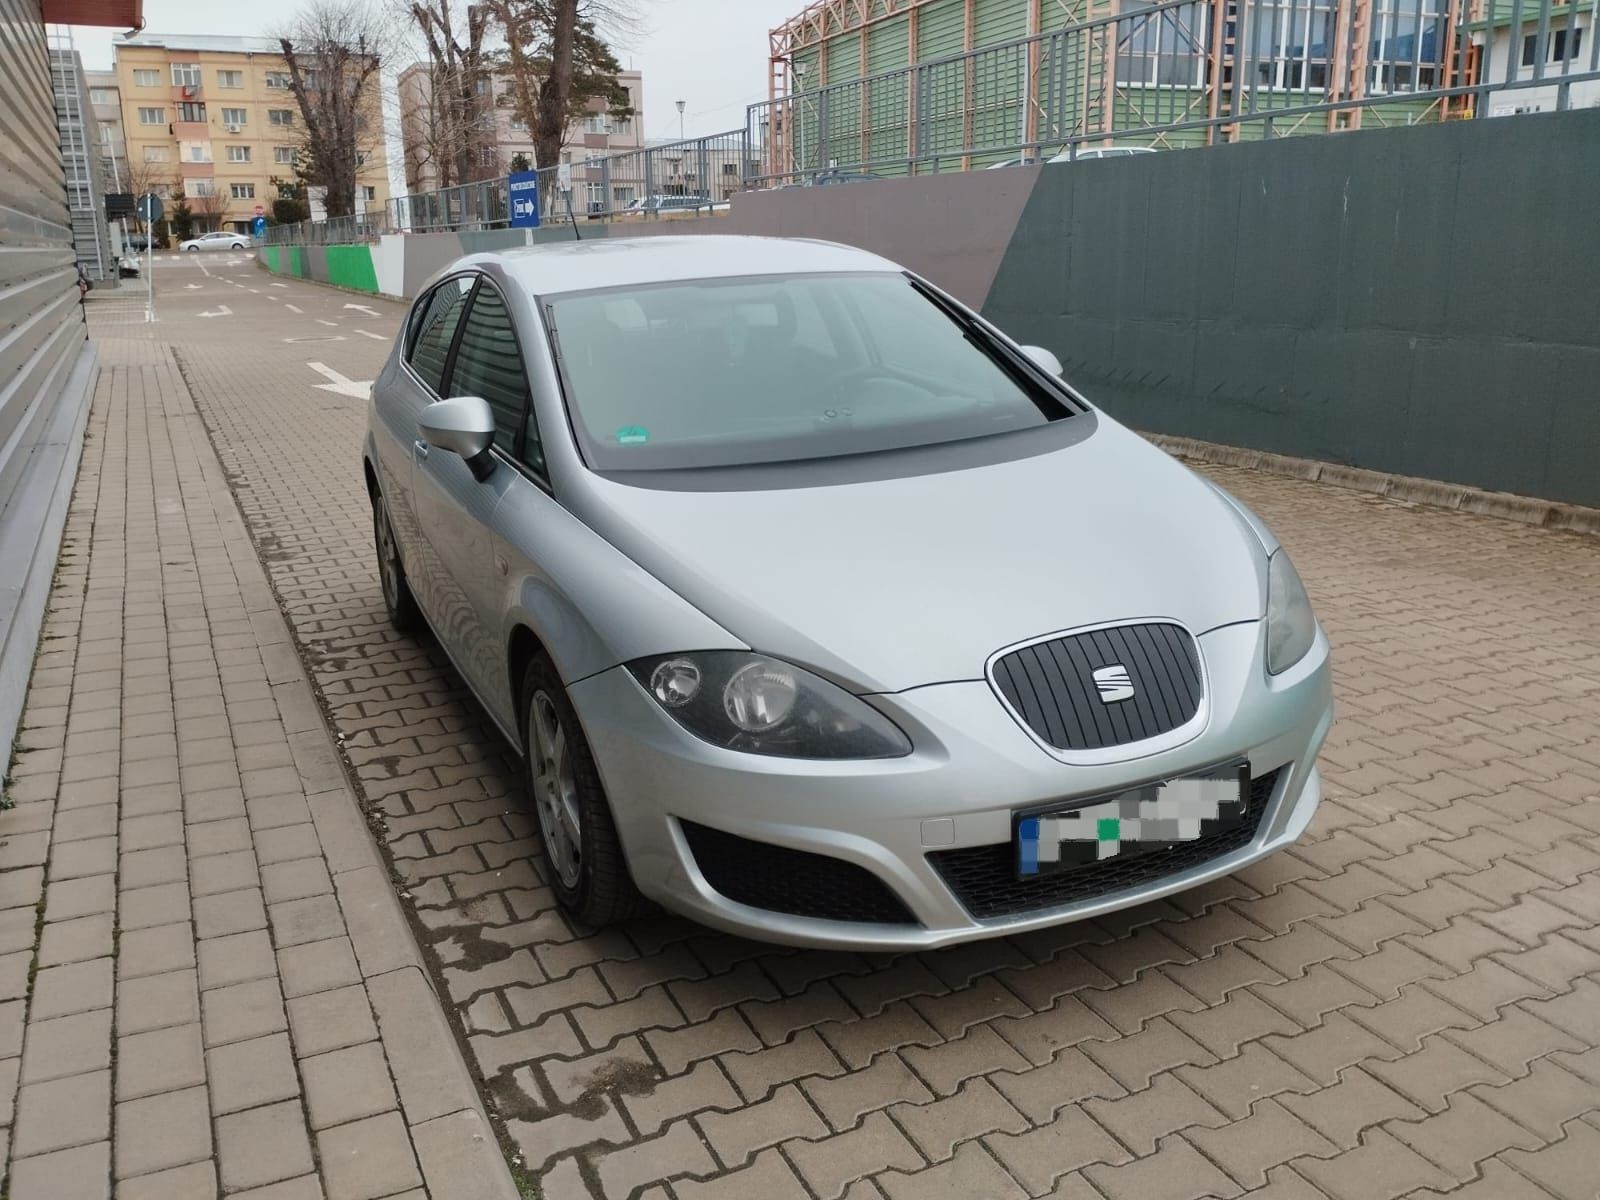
[562,186,582,241]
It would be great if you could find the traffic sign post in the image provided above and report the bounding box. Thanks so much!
[137,193,164,323]
[508,171,540,230]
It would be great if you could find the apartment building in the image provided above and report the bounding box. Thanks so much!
[84,69,128,195]
[397,62,643,197]
[112,33,390,234]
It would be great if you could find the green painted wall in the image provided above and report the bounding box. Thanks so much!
[984,108,1600,507]
[323,245,379,292]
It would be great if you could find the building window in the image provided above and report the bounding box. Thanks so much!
[137,106,165,124]
[190,178,215,196]
[611,116,632,135]
[227,145,251,162]
[177,101,206,122]
[583,113,610,134]
[230,183,256,199]
[171,63,201,87]
[509,115,528,132]
[265,71,291,89]
[133,68,160,87]
[360,185,377,201]
[277,182,298,199]
[1524,27,1584,65]
[220,107,247,127]
[274,145,297,164]
[356,150,370,167]
[89,87,114,104]
[478,146,496,166]
[184,142,212,163]
[268,109,294,126]
[143,145,169,162]
[585,182,605,212]
[217,69,243,88]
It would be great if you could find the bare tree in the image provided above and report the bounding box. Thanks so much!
[279,0,388,218]
[481,0,636,170]
[404,0,495,189]
[188,187,229,232]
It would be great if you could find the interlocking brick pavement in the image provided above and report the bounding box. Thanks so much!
[41,253,1600,1198]
[0,261,515,1199]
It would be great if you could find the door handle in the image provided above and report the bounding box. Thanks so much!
[413,439,429,460]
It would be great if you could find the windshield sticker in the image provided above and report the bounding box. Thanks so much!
[615,425,651,446]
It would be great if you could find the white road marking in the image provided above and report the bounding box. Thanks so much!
[284,304,303,313]
[197,304,233,318]
[184,283,203,290]
[343,303,380,317]
[315,319,339,327]
[270,282,287,288]
[354,329,387,341]
[306,361,371,398]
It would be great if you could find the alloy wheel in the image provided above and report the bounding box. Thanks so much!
[530,690,583,890]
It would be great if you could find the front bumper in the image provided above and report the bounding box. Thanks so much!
[572,619,1333,950]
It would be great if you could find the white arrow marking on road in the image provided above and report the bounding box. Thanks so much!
[354,329,386,341]
[284,304,303,313]
[306,361,371,398]
[343,303,380,317]
[197,304,233,318]
[184,283,203,290]
[315,319,339,327]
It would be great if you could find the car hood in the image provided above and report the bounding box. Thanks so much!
[577,418,1268,694]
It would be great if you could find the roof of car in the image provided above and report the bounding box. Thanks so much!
[460,235,902,296]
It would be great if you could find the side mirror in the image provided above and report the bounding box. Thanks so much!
[419,396,496,480]
[1019,345,1064,377]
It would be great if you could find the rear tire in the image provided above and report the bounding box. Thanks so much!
[522,654,645,927]
[185,245,197,252]
[372,491,422,632]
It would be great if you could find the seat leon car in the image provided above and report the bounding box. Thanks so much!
[363,236,1333,950]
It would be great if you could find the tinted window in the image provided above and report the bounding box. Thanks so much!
[407,277,473,394]
[450,283,536,463]
[546,272,1072,472]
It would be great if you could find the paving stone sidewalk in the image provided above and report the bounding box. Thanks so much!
[15,254,1599,1200]
[0,322,517,1197]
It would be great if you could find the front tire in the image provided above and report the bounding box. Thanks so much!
[372,491,422,632]
[185,245,198,252]
[231,242,244,249]
[522,654,644,927]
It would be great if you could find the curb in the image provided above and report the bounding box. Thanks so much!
[1147,434,1600,538]
[177,353,522,1200]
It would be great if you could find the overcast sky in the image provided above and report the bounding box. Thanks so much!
[70,0,802,141]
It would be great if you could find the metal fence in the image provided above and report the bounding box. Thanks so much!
[264,0,1599,245]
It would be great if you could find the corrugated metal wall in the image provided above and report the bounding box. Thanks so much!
[0,0,95,774]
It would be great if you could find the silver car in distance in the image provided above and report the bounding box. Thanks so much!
[363,236,1334,951]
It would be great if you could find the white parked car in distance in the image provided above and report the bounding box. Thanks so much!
[1046,146,1160,163]
[181,231,250,252]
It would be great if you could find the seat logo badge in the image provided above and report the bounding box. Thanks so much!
[1092,665,1135,703]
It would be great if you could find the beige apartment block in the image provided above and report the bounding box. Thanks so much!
[113,33,390,234]
[397,63,642,207]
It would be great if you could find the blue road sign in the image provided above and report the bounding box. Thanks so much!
[252,215,267,238]
[508,171,540,229]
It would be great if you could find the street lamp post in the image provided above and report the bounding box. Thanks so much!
[675,98,685,141]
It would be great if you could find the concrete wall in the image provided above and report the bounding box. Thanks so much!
[259,107,1600,508]
[1,0,99,773]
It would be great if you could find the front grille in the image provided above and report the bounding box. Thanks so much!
[928,769,1281,920]
[991,622,1202,752]
[681,820,916,925]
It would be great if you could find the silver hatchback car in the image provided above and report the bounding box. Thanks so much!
[364,236,1333,950]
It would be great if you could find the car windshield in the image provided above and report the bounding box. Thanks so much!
[545,272,1074,472]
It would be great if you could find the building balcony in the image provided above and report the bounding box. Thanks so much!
[173,121,210,140]
[179,163,215,181]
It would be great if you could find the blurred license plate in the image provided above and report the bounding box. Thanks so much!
[1015,761,1249,878]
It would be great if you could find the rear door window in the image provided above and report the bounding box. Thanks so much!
[406,277,473,394]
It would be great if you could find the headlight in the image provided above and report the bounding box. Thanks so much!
[1265,550,1317,674]
[628,651,912,759]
